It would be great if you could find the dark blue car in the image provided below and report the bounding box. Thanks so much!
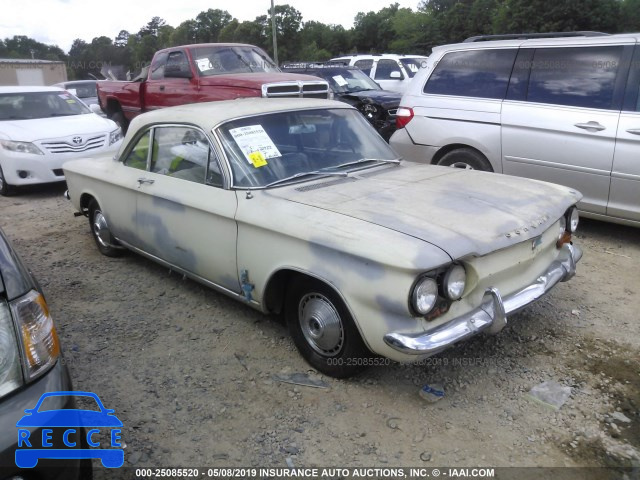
[15,391,124,468]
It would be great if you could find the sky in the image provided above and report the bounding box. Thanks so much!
[1,0,421,53]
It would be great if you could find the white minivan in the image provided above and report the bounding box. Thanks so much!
[390,32,640,226]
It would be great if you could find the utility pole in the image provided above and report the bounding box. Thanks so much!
[270,0,278,65]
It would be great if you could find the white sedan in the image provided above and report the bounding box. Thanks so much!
[0,86,122,195]
[63,98,583,378]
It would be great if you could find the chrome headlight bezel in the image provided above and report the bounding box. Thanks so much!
[410,276,438,316]
[442,264,466,301]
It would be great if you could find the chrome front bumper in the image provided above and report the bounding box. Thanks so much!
[383,243,583,356]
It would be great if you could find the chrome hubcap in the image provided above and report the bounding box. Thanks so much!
[449,162,474,170]
[299,293,344,356]
[92,210,112,248]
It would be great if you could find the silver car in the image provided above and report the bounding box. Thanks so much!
[391,32,640,227]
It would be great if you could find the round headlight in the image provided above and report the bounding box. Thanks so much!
[412,277,438,315]
[443,264,466,300]
[567,207,579,233]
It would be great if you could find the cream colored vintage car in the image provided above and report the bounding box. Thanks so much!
[63,98,583,378]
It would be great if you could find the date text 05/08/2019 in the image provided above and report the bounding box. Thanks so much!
[134,467,497,478]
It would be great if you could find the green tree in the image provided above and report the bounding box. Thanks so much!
[353,3,400,52]
[195,9,233,42]
[171,20,198,45]
[259,4,303,61]
[114,30,130,48]
[493,0,620,34]
[1,35,66,61]
[619,0,640,32]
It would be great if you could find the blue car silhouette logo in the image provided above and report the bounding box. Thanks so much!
[15,391,124,468]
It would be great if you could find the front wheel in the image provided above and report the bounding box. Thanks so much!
[436,148,493,171]
[110,111,129,134]
[88,200,124,257]
[285,277,369,378]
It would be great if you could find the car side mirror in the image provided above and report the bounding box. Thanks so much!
[390,71,402,79]
[164,64,193,79]
[89,104,102,115]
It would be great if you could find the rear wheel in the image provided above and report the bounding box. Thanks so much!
[88,200,124,257]
[285,277,369,378]
[0,165,15,196]
[436,148,493,171]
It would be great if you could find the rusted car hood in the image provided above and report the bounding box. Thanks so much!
[267,162,582,259]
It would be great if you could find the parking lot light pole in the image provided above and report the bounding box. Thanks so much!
[271,0,279,65]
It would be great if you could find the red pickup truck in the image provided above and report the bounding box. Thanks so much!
[97,43,329,131]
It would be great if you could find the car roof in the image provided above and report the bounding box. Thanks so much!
[127,98,352,135]
[158,43,256,53]
[433,32,640,53]
[332,54,428,60]
[54,80,97,86]
[0,86,65,94]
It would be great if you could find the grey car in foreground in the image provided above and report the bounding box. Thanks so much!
[0,227,90,479]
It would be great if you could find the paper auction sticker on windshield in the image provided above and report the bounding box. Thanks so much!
[332,75,348,87]
[229,125,281,168]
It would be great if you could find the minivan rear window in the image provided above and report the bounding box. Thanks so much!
[526,46,624,110]
[424,49,517,99]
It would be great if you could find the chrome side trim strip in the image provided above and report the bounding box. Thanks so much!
[115,238,261,310]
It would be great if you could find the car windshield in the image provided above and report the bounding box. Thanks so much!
[37,394,101,412]
[322,69,381,94]
[191,45,279,76]
[0,91,90,120]
[400,58,425,78]
[217,108,399,188]
[64,81,97,99]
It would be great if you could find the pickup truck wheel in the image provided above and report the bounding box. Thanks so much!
[110,112,128,134]
[0,166,15,196]
[285,277,369,378]
[436,148,493,172]
[88,200,124,257]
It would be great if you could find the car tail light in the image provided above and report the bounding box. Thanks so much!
[395,107,414,129]
[10,290,61,381]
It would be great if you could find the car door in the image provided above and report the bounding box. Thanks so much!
[502,42,634,215]
[373,59,405,93]
[101,129,154,246]
[609,44,640,222]
[134,125,240,292]
[145,50,198,111]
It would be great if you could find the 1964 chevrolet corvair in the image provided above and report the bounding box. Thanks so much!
[64,98,582,378]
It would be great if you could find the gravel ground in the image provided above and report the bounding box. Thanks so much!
[1,183,638,477]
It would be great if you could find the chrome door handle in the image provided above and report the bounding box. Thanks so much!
[137,178,155,186]
[574,121,605,132]
[626,128,640,135]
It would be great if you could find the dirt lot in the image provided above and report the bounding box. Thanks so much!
[1,183,638,476]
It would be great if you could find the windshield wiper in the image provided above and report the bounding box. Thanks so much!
[330,158,401,170]
[49,113,78,117]
[263,169,349,189]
